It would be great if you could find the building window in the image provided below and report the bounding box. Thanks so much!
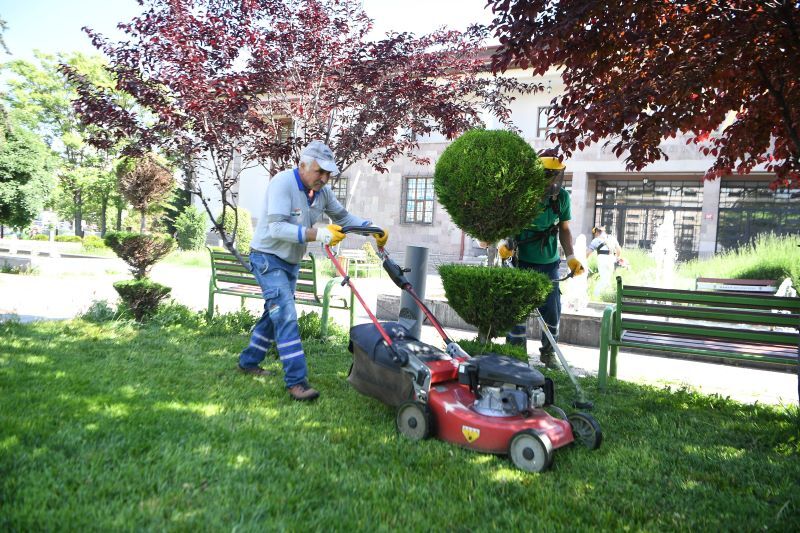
[594,180,704,262]
[330,175,348,205]
[716,180,800,253]
[537,106,555,139]
[402,176,434,224]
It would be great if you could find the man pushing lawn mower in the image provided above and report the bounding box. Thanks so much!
[237,140,388,402]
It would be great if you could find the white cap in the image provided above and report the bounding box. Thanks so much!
[301,140,339,176]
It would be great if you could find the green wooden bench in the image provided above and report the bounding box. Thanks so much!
[598,276,800,391]
[207,248,354,336]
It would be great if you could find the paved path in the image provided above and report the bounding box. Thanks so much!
[1,253,796,407]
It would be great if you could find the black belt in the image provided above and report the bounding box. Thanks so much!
[597,251,610,255]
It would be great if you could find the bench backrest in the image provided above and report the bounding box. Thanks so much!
[614,276,800,346]
[208,248,321,303]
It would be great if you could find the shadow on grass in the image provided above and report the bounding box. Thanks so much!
[1,319,799,530]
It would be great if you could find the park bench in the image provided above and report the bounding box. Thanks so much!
[207,248,354,336]
[598,276,800,391]
[695,277,778,294]
[338,248,381,277]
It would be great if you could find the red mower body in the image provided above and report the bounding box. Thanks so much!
[426,380,575,454]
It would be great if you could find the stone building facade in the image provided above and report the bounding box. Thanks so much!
[229,69,798,264]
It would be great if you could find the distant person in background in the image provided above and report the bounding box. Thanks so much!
[586,226,622,298]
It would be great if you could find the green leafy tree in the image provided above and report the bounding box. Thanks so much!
[2,52,128,236]
[217,207,253,255]
[0,114,57,230]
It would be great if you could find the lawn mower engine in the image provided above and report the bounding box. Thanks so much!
[457,355,554,417]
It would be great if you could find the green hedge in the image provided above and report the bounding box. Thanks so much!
[439,264,552,342]
[112,279,172,322]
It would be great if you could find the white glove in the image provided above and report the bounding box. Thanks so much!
[315,224,345,246]
[316,227,334,244]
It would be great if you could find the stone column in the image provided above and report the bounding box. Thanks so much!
[698,178,721,259]
[568,171,591,240]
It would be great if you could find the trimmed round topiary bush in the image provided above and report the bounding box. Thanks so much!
[112,279,172,322]
[439,264,553,342]
[434,129,548,243]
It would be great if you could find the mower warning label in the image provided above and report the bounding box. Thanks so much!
[462,425,480,443]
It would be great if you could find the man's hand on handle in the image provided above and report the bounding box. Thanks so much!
[316,224,346,246]
[374,228,389,248]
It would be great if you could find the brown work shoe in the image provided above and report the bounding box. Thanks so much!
[238,364,273,376]
[288,382,320,401]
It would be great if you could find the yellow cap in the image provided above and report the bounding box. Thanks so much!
[540,156,566,170]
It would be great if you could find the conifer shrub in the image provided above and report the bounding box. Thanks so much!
[434,129,548,243]
[174,205,208,251]
[216,207,253,254]
[439,264,552,343]
[112,279,172,322]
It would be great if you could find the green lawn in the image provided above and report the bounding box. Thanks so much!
[1,318,799,530]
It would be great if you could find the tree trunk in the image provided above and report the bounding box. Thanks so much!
[139,208,146,234]
[100,199,108,237]
[74,189,84,238]
[116,206,123,231]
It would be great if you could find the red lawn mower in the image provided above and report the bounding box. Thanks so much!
[325,227,602,473]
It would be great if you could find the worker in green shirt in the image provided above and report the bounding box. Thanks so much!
[499,156,585,367]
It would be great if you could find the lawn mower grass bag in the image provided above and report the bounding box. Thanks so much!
[347,322,447,407]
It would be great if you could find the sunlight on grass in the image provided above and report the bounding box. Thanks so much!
[2,319,798,530]
[0,435,19,452]
[490,466,527,482]
[157,401,223,417]
[22,355,49,365]
[231,454,252,469]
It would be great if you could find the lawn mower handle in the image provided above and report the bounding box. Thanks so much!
[339,225,385,236]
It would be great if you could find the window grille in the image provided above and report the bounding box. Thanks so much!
[402,176,435,225]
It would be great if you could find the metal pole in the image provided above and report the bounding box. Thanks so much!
[398,245,429,338]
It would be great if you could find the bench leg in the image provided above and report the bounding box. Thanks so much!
[598,306,613,391]
[207,291,215,320]
[321,279,336,338]
[610,345,619,378]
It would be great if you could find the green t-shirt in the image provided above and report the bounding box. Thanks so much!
[516,188,571,264]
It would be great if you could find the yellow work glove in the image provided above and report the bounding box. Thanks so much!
[316,224,345,246]
[498,242,513,260]
[374,228,389,248]
[566,254,585,276]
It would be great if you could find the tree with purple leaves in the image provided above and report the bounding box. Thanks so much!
[65,0,538,265]
[488,0,800,187]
